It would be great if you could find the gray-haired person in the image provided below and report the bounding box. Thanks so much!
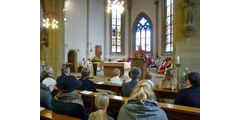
[56,66,70,91]
[40,78,56,110]
[41,66,55,83]
[121,67,142,97]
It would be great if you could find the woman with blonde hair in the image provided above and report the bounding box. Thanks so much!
[88,92,114,120]
[118,80,168,120]
[109,68,122,85]
[161,69,178,89]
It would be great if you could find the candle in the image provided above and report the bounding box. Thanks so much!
[176,56,180,65]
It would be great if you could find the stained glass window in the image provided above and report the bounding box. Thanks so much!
[165,0,173,53]
[135,17,152,53]
[111,10,121,53]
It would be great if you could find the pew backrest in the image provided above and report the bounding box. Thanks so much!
[40,108,81,120]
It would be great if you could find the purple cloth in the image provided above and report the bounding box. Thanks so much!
[147,57,153,67]
[127,58,133,62]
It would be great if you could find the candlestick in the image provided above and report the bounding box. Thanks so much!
[176,56,180,65]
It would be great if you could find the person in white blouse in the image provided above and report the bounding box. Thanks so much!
[80,58,87,68]
[110,69,122,85]
[125,71,132,83]
[145,71,155,88]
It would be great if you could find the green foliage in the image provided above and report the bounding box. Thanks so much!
[179,67,191,83]
[91,56,101,63]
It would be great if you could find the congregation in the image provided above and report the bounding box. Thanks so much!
[40,65,200,120]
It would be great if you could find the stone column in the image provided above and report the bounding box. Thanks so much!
[154,0,159,57]
[128,0,132,56]
[41,0,64,77]
[86,0,90,59]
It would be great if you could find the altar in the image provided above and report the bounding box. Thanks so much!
[101,62,131,77]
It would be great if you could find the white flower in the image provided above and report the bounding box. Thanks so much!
[185,67,189,71]
[183,72,186,76]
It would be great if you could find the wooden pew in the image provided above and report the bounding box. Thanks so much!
[94,82,178,100]
[40,108,81,120]
[52,88,200,120]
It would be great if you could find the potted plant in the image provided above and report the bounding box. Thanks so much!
[91,56,101,76]
[178,67,191,90]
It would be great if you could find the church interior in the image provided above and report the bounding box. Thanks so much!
[40,0,200,119]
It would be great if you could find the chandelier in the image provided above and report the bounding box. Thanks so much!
[42,12,59,29]
[106,0,124,14]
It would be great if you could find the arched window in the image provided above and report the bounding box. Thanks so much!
[135,16,152,53]
[111,10,122,53]
[164,0,173,53]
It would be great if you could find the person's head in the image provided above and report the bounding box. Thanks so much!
[88,58,91,61]
[61,66,70,76]
[130,67,142,80]
[42,78,56,92]
[187,72,200,87]
[59,76,82,93]
[45,66,53,76]
[113,69,120,77]
[145,71,153,80]
[81,67,90,79]
[165,69,174,81]
[138,45,141,50]
[82,58,85,61]
[94,92,109,120]
[127,80,155,104]
[128,71,132,78]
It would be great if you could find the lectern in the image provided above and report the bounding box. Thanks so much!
[131,58,146,80]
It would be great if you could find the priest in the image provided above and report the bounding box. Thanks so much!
[134,45,147,61]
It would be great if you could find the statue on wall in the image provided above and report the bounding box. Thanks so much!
[183,0,195,38]
[183,0,194,24]
[40,28,49,47]
[95,45,102,59]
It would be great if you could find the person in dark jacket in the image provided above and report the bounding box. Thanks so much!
[78,67,96,92]
[118,80,168,120]
[52,75,88,120]
[40,66,55,83]
[175,72,200,108]
[56,66,71,91]
[40,78,56,110]
[121,67,141,97]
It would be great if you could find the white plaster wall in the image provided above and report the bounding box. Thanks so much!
[64,0,87,64]
[89,0,105,60]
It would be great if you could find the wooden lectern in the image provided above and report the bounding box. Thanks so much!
[131,58,147,80]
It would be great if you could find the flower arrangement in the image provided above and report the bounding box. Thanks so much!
[91,56,101,63]
[179,67,191,83]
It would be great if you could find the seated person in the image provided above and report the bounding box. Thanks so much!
[88,92,114,120]
[52,76,88,120]
[147,55,153,68]
[110,69,122,85]
[145,71,155,88]
[160,69,178,89]
[174,72,200,108]
[78,67,96,92]
[40,78,56,110]
[118,80,168,120]
[124,71,132,83]
[121,67,141,97]
[40,66,55,83]
[157,57,172,75]
[56,66,71,91]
